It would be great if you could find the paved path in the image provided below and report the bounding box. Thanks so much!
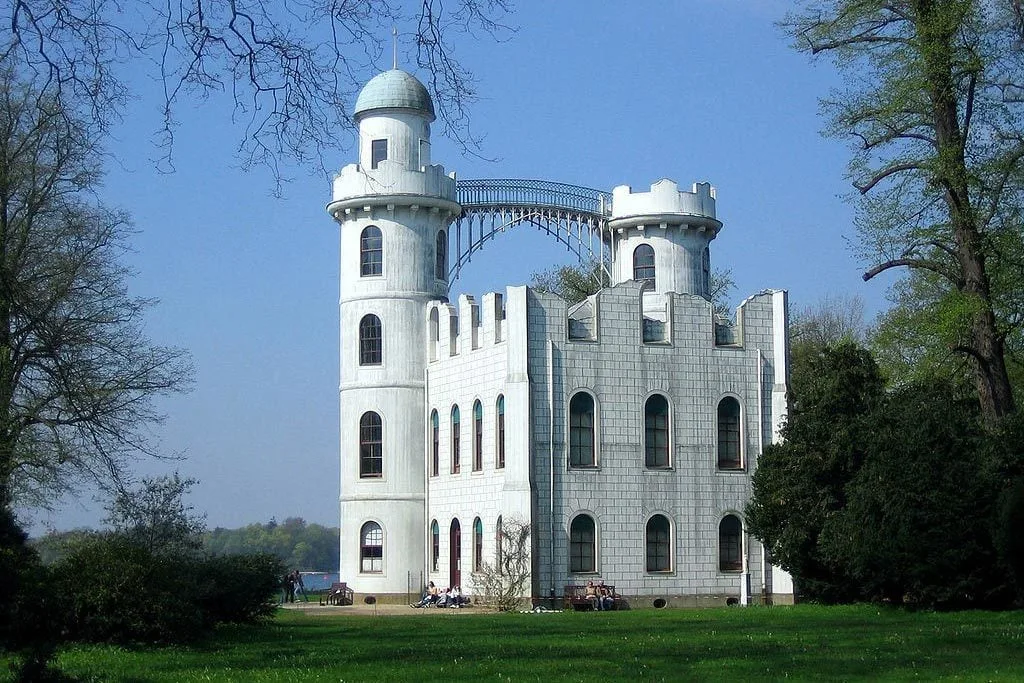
[279,601,486,617]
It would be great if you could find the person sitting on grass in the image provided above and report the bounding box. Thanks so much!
[411,581,439,608]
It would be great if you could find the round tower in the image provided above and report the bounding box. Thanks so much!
[607,179,722,298]
[327,69,459,598]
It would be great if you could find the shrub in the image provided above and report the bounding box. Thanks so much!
[50,534,208,645]
[1,510,66,680]
[197,553,284,624]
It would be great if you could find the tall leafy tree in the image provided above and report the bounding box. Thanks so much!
[104,473,205,557]
[0,66,191,512]
[784,0,1024,420]
[821,380,1005,607]
[747,342,885,602]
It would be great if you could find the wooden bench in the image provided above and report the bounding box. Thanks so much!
[563,584,617,611]
[319,582,353,606]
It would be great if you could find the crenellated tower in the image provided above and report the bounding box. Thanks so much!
[607,179,722,298]
[327,69,459,597]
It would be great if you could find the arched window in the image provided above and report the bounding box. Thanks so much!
[428,308,439,362]
[569,514,596,573]
[495,515,504,574]
[360,521,383,573]
[431,520,440,572]
[644,394,670,468]
[646,515,671,572]
[702,247,711,296]
[449,518,462,588]
[359,411,382,478]
[435,230,447,280]
[451,405,461,474]
[472,400,483,471]
[359,314,382,366]
[360,226,383,276]
[473,517,484,572]
[569,392,596,467]
[719,515,743,571]
[633,244,655,285]
[496,395,506,469]
[430,410,439,477]
[717,397,742,470]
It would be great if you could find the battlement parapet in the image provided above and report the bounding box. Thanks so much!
[532,281,784,352]
[610,178,717,223]
[426,291,507,361]
[331,161,458,208]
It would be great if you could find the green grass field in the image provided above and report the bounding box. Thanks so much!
[15,605,1024,681]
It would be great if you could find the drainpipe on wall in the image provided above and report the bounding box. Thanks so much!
[547,338,555,603]
[424,367,430,586]
[756,349,765,603]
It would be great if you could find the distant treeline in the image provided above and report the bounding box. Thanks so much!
[31,517,339,571]
[204,518,339,571]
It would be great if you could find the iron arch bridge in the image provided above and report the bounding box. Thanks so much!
[450,178,612,283]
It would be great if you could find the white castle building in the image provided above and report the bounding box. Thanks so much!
[326,68,794,607]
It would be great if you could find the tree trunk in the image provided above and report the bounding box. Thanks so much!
[917,0,1017,421]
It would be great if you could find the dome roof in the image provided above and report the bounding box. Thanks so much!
[354,69,435,122]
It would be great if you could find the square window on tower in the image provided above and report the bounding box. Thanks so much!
[371,139,388,169]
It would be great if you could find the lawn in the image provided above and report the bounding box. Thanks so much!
[19,605,1024,681]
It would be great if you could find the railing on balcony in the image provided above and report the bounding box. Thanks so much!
[449,178,611,283]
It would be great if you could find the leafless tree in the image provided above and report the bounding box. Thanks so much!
[2,0,513,179]
[0,65,191,512]
[473,516,530,611]
[791,293,867,348]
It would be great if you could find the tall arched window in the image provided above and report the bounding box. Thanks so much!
[472,400,483,471]
[702,247,711,296]
[569,514,596,573]
[360,226,383,276]
[633,244,655,285]
[435,230,447,280]
[473,517,484,572]
[569,392,596,467]
[496,395,506,469]
[495,515,504,574]
[451,405,461,474]
[719,515,743,571]
[717,397,742,470]
[428,308,439,362]
[449,518,462,588]
[359,314,382,366]
[645,394,670,468]
[431,520,440,572]
[360,521,383,573]
[430,410,439,477]
[646,515,671,572]
[359,411,382,478]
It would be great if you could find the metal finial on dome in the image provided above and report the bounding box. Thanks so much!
[392,27,398,70]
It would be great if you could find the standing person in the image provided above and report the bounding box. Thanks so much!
[281,571,294,604]
[286,571,296,603]
[295,571,307,602]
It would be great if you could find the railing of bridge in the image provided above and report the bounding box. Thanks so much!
[456,178,611,216]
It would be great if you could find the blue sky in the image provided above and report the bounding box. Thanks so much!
[26,1,895,534]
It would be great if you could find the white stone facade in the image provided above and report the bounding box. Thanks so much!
[328,69,793,606]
